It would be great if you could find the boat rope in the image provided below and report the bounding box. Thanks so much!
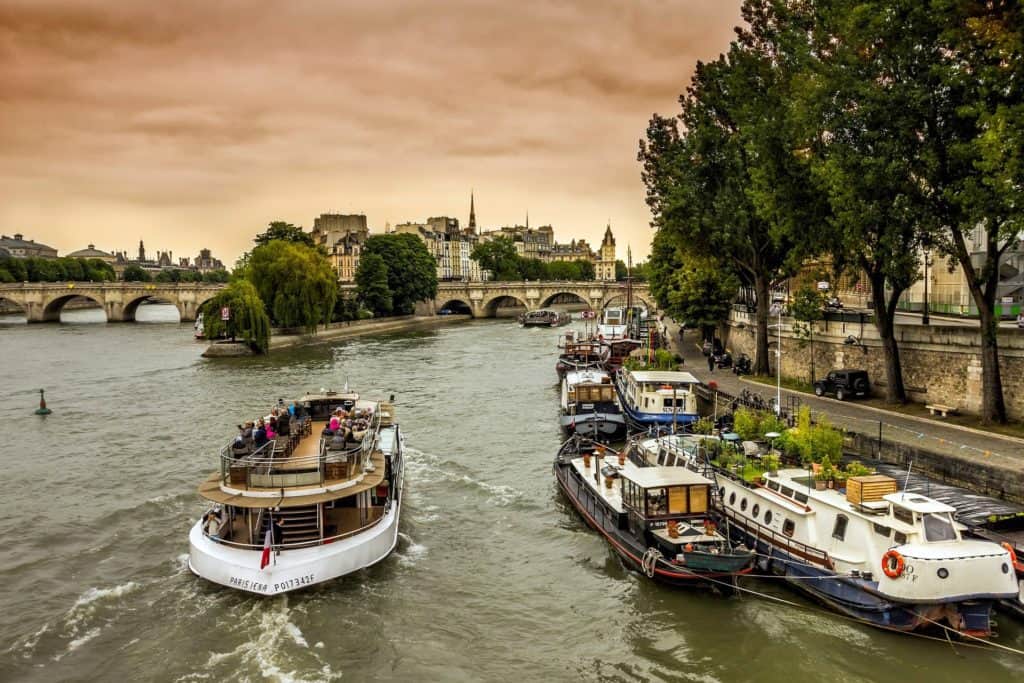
[641,548,659,578]
[915,612,1024,657]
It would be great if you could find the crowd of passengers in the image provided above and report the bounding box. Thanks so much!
[322,406,374,451]
[231,399,310,457]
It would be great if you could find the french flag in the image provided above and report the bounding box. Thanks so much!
[260,529,273,570]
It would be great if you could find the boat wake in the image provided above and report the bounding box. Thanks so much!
[394,532,428,568]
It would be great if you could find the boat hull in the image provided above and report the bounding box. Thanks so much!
[188,494,402,595]
[553,460,750,588]
[724,509,999,634]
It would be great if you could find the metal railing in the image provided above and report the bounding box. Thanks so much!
[202,514,386,551]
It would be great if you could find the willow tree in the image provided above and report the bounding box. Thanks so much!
[640,1,823,375]
[246,240,337,332]
[199,279,271,353]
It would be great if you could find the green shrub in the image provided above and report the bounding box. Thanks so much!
[692,417,715,435]
[732,407,761,441]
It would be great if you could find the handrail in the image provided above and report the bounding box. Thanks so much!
[203,513,386,550]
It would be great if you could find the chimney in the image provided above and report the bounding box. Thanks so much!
[14,233,23,241]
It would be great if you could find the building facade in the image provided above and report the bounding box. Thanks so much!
[595,224,616,281]
[394,215,483,282]
[0,234,58,259]
[311,213,369,282]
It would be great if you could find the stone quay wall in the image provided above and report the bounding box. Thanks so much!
[722,310,1024,421]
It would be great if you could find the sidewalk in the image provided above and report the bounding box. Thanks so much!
[666,321,1024,474]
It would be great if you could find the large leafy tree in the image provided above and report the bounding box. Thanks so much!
[247,240,337,331]
[355,252,393,316]
[361,233,438,315]
[122,264,151,282]
[199,279,271,353]
[640,3,822,374]
[471,237,521,280]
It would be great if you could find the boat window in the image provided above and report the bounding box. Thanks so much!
[873,523,891,538]
[893,506,914,526]
[752,503,760,518]
[729,492,737,506]
[767,480,780,492]
[893,531,907,545]
[780,486,794,498]
[646,488,668,517]
[782,519,795,537]
[740,498,748,512]
[764,510,773,524]
[794,492,808,504]
[923,513,957,542]
[689,486,708,514]
[832,514,849,541]
[668,486,688,515]
[657,450,666,466]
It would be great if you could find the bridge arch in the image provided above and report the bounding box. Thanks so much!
[601,292,655,312]
[42,294,107,323]
[482,294,528,318]
[0,295,27,323]
[123,294,183,323]
[539,290,590,309]
[437,299,473,316]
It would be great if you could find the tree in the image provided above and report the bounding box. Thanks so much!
[199,279,271,353]
[355,252,392,316]
[519,258,547,281]
[122,264,151,282]
[639,4,823,375]
[471,237,520,280]
[615,260,628,281]
[332,288,361,322]
[254,221,316,249]
[247,240,337,332]
[83,259,115,282]
[0,256,27,282]
[155,269,180,283]
[663,253,740,341]
[202,269,230,283]
[361,233,438,314]
[790,285,825,383]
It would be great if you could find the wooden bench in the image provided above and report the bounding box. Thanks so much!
[926,403,958,418]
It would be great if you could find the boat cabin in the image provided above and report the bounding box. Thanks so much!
[619,466,717,555]
[563,370,616,412]
[621,370,699,416]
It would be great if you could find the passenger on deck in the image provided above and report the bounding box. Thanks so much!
[329,411,341,432]
[241,421,254,446]
[277,410,291,436]
[253,419,268,448]
[231,435,249,458]
[205,512,221,541]
[266,416,277,440]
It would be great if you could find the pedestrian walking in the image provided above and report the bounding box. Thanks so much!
[707,354,714,373]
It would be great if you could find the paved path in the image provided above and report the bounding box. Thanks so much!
[665,321,1024,473]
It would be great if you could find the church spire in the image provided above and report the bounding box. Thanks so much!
[469,190,476,232]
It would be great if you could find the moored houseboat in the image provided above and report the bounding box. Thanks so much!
[556,338,609,377]
[189,390,404,595]
[630,434,1019,637]
[559,369,626,439]
[553,437,754,589]
[613,369,700,430]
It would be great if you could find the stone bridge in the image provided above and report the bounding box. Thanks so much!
[0,282,226,322]
[426,281,653,318]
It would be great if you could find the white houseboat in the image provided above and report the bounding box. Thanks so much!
[613,369,700,430]
[560,369,626,439]
[631,434,1018,636]
[597,306,627,340]
[189,390,404,595]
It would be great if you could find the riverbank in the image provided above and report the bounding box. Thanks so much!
[202,314,472,356]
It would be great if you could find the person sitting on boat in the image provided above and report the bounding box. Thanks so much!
[231,434,249,458]
[266,416,277,440]
[240,421,254,446]
[328,429,348,451]
[205,512,222,542]
[329,411,342,433]
[253,419,269,448]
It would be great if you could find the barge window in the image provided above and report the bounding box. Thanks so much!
[740,498,748,512]
[780,486,794,498]
[729,492,737,506]
[668,486,688,515]
[893,506,914,526]
[646,488,668,517]
[751,504,760,518]
[832,514,849,541]
[689,486,708,514]
[764,510,773,524]
[782,519,795,537]
[873,523,891,538]
[767,480,780,492]
[894,531,907,545]
[923,513,957,542]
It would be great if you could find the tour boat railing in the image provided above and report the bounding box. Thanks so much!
[203,513,386,551]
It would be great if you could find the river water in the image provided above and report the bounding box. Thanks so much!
[1,308,1022,682]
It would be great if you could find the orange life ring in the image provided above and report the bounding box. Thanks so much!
[1002,542,1023,572]
[882,549,905,578]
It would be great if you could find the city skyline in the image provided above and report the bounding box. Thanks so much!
[0,1,743,263]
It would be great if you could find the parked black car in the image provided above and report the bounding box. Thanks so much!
[813,369,870,401]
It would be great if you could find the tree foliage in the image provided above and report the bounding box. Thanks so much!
[361,233,438,315]
[199,279,271,353]
[790,284,826,383]
[254,221,316,249]
[355,252,393,316]
[0,256,116,283]
[471,237,521,280]
[247,240,337,331]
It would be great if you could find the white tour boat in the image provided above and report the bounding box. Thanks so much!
[189,390,404,595]
[632,434,1018,636]
[597,306,627,340]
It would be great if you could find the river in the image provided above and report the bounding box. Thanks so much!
[1,308,1022,682]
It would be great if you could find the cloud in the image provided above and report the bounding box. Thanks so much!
[0,0,742,260]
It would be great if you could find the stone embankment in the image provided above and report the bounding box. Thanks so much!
[202,314,471,357]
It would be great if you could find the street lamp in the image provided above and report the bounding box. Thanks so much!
[922,250,932,326]
[770,302,782,415]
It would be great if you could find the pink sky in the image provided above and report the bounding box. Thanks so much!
[0,0,743,264]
